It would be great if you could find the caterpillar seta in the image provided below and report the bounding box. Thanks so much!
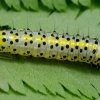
[0,27,100,66]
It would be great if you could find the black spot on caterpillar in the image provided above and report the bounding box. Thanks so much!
[0,28,100,67]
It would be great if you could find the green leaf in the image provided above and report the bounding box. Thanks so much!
[41,0,67,11]
[0,82,90,100]
[4,0,67,11]
[21,0,38,11]
[71,0,79,6]
[79,0,91,7]
[41,0,54,10]
[96,97,100,100]
[0,1,100,100]
[71,0,91,7]
[4,0,21,11]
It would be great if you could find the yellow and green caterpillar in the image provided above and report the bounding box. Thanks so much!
[0,28,100,66]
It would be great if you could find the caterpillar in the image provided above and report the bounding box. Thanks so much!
[0,27,100,66]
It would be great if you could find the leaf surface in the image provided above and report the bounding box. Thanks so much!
[0,0,100,100]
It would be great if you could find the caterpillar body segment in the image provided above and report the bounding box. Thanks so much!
[0,28,100,66]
